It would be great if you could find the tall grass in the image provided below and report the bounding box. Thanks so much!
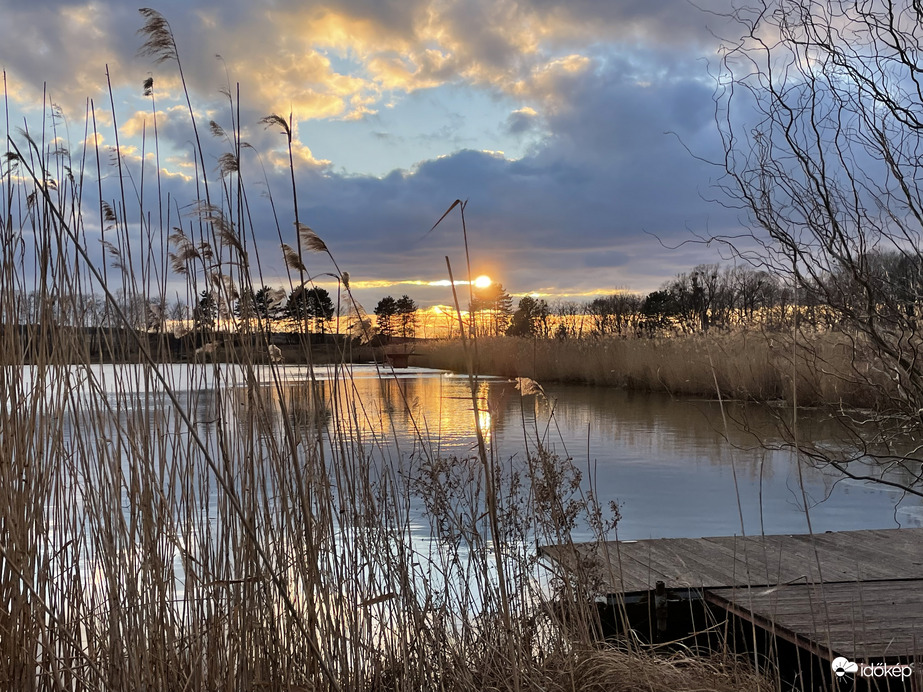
[420,331,889,409]
[0,13,780,691]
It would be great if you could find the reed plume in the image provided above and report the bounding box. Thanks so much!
[137,8,178,64]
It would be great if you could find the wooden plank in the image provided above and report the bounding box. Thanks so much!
[626,538,733,587]
[541,542,662,593]
[703,534,806,585]
[541,528,923,595]
[669,536,761,585]
[583,542,668,592]
[610,535,792,589]
[789,532,911,581]
[794,531,875,580]
[858,529,923,574]
[617,542,690,587]
[704,588,836,661]
[595,542,663,592]
[709,579,923,660]
[756,535,850,583]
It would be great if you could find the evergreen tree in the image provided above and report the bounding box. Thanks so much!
[507,296,550,337]
[374,296,398,337]
[251,286,286,321]
[395,295,417,338]
[287,285,335,333]
[193,290,217,330]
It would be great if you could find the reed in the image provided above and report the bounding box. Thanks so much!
[0,13,782,691]
[420,330,889,409]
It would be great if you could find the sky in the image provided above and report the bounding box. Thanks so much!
[0,0,750,309]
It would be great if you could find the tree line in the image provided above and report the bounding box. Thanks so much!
[21,255,913,341]
[438,262,876,339]
[449,265,802,339]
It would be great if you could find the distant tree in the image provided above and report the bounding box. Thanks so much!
[470,283,513,336]
[553,300,584,339]
[507,296,551,337]
[639,290,681,336]
[236,285,286,325]
[146,298,167,332]
[287,285,335,333]
[657,265,735,333]
[395,295,417,338]
[235,288,257,321]
[112,289,154,331]
[586,297,615,336]
[84,294,108,329]
[586,292,641,336]
[729,267,778,326]
[193,290,218,331]
[254,286,287,321]
[168,299,188,323]
[374,296,399,337]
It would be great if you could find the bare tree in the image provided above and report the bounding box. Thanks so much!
[553,300,584,339]
[715,0,923,493]
[168,299,188,323]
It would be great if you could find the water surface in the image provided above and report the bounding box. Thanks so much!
[26,362,920,544]
[259,364,923,541]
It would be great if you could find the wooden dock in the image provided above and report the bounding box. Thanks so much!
[540,528,923,664]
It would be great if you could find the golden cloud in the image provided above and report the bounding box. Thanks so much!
[265,138,330,171]
[119,110,171,138]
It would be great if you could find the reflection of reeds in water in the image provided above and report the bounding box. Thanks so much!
[0,14,775,691]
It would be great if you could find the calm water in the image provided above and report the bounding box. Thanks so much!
[251,364,923,541]
[31,363,923,543]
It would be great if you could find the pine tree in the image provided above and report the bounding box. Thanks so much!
[395,295,417,338]
[287,285,335,333]
[193,290,217,330]
[374,296,398,337]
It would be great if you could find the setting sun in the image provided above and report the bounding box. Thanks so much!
[474,275,492,289]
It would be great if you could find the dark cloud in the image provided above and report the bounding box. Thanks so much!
[504,108,540,135]
[524,0,738,47]
[278,60,733,297]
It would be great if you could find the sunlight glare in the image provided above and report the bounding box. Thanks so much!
[474,275,492,289]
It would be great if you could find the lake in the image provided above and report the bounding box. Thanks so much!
[162,362,923,543]
[27,362,921,547]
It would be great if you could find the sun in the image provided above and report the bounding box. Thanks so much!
[473,275,492,289]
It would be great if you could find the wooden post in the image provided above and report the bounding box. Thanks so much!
[655,580,668,641]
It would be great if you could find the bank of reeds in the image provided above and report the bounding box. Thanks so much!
[0,13,780,691]
[420,330,890,409]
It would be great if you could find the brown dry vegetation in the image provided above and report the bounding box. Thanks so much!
[420,330,890,409]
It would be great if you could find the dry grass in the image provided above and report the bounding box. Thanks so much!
[539,647,776,692]
[420,330,890,408]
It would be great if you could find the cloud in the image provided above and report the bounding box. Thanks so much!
[1,0,735,121]
[505,106,540,135]
[1,0,741,305]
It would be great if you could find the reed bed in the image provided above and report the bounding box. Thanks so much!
[421,330,890,409]
[0,13,780,691]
